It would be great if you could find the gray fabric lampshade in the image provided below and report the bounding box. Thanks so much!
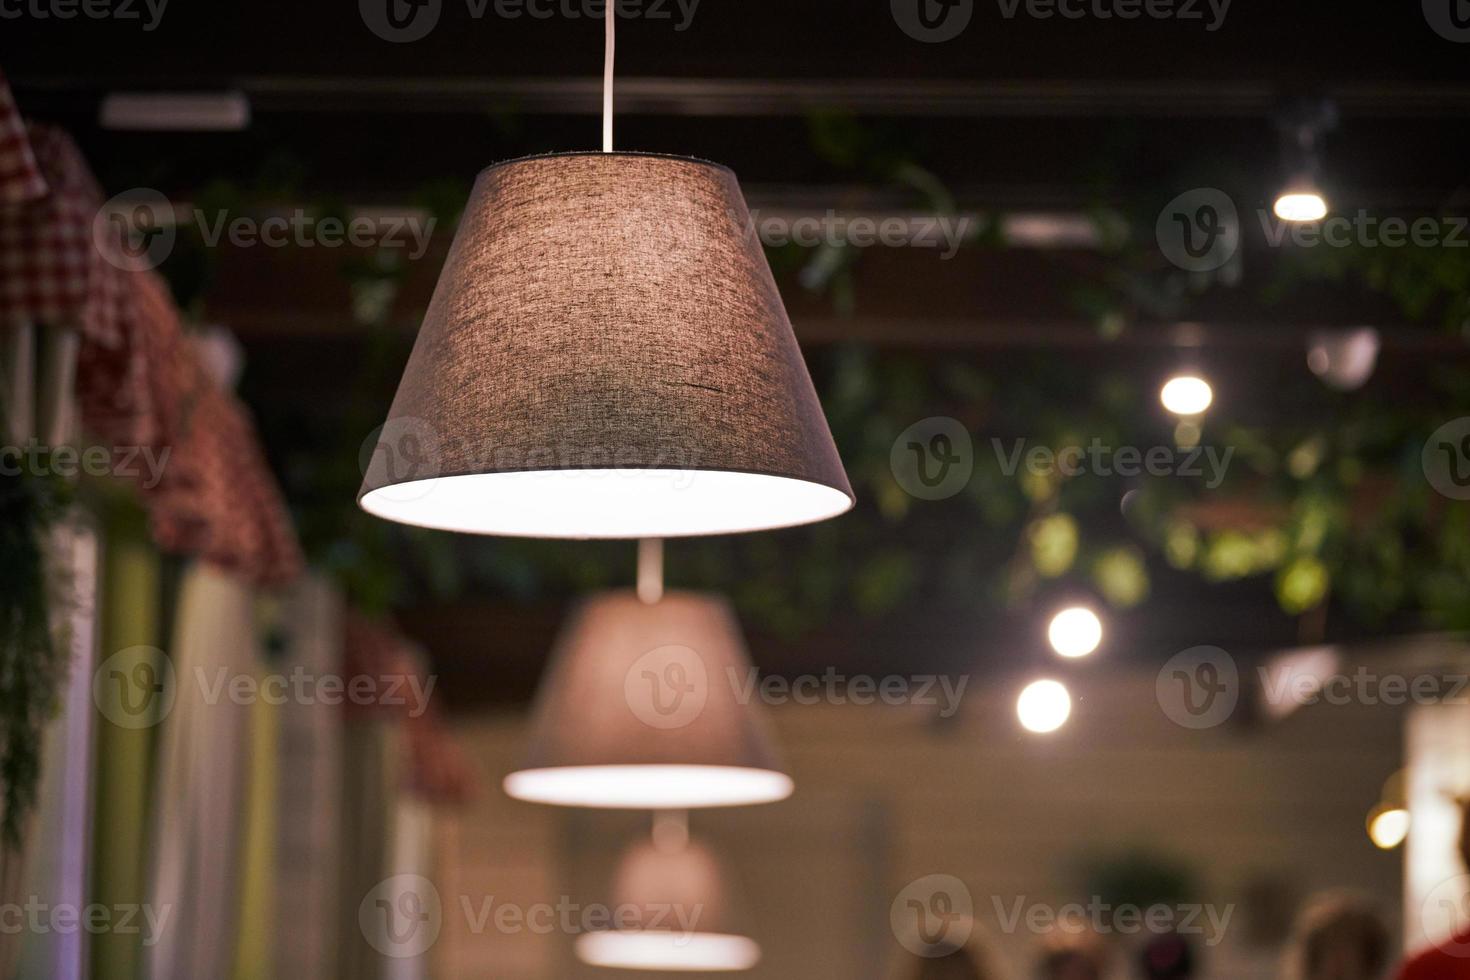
[358,151,853,538]
[502,589,793,809]
[575,836,760,972]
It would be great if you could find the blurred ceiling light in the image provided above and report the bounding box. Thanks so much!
[1272,98,1337,225]
[1368,805,1411,850]
[100,91,250,131]
[575,835,761,972]
[1257,645,1342,722]
[1160,375,1213,416]
[1047,607,1102,659]
[1273,189,1328,223]
[503,590,793,809]
[1366,769,1410,850]
[1307,327,1380,391]
[1017,679,1072,734]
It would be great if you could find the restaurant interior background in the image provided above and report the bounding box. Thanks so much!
[3,1,1470,978]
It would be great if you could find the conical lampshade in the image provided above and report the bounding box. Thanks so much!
[575,835,760,972]
[358,151,853,538]
[503,589,793,809]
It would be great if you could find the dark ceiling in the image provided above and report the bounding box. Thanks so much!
[5,1,1469,707]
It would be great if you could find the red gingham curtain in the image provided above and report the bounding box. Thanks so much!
[0,96,303,586]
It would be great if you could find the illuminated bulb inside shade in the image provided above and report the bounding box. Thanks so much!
[576,931,761,972]
[1047,607,1103,659]
[360,470,852,538]
[502,765,794,809]
[1273,191,1327,222]
[1017,679,1072,734]
[1368,806,1410,850]
[1160,376,1213,417]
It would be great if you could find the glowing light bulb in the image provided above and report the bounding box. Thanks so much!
[1017,679,1072,734]
[1047,607,1103,659]
[1161,376,1213,416]
[1273,191,1327,222]
[1367,805,1410,850]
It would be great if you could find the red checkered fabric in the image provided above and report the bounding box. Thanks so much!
[0,68,45,205]
[79,269,304,586]
[0,124,126,344]
[1,101,301,583]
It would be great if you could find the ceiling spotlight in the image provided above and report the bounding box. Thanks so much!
[1160,375,1213,417]
[1047,607,1102,659]
[1272,98,1337,224]
[1273,189,1328,223]
[1017,679,1072,734]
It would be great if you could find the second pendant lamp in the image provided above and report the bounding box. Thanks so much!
[504,587,791,809]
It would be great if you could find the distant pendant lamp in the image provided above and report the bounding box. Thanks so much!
[503,582,793,809]
[357,11,851,538]
[575,816,761,972]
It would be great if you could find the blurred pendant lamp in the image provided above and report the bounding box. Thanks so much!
[575,813,761,972]
[357,9,851,538]
[503,541,793,809]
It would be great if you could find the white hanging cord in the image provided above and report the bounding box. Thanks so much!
[652,809,689,852]
[636,538,663,605]
[602,0,615,152]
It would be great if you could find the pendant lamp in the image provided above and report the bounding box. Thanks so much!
[503,588,793,809]
[358,13,851,538]
[575,827,760,972]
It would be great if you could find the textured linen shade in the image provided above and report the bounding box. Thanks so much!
[358,151,853,538]
[574,836,760,972]
[502,589,793,809]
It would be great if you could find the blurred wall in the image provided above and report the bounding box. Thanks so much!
[436,667,1402,980]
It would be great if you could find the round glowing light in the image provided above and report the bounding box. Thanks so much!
[1273,191,1328,223]
[502,764,794,809]
[1017,679,1072,734]
[1367,806,1410,850]
[1160,376,1213,417]
[1047,607,1103,659]
[575,931,762,972]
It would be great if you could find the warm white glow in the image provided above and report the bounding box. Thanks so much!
[1047,607,1103,659]
[1368,806,1410,850]
[360,470,853,538]
[1273,191,1328,222]
[502,765,794,809]
[1017,679,1072,734]
[1160,376,1213,416]
[576,931,761,971]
